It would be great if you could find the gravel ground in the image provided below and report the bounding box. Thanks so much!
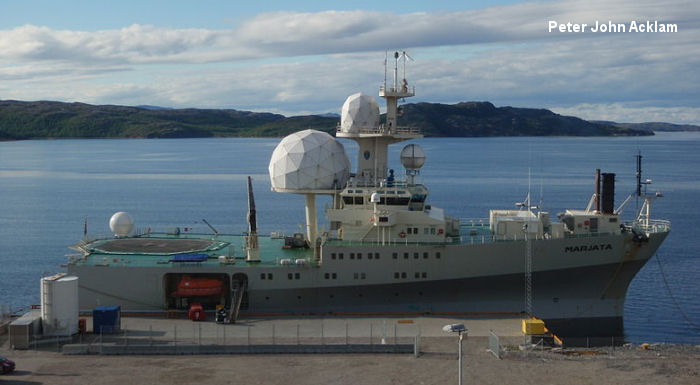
[2,336,699,385]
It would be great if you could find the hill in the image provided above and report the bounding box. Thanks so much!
[0,99,653,139]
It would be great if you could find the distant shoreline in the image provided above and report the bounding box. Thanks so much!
[1,99,696,141]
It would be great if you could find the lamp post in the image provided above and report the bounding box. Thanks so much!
[443,323,467,385]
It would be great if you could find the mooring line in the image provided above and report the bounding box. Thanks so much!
[655,253,700,329]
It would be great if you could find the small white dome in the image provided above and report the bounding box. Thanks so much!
[269,129,351,191]
[340,93,380,133]
[370,192,381,203]
[109,212,134,237]
[400,144,426,170]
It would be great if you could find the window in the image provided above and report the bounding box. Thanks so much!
[393,252,398,259]
[288,273,293,280]
[436,252,441,259]
[423,252,429,259]
[394,272,399,279]
[361,273,366,279]
[413,227,418,234]
[424,228,429,235]
[354,273,359,279]
[325,273,330,279]
[401,272,407,279]
[332,273,337,279]
[331,253,336,260]
[368,252,373,259]
[357,253,362,260]
[415,272,420,278]
[414,252,419,259]
[260,273,266,280]
[431,228,436,235]
[406,227,412,234]
[375,253,380,260]
[403,252,409,259]
[342,196,353,205]
[421,272,427,278]
[295,273,300,279]
[267,273,273,280]
[339,253,344,260]
[350,253,355,259]
[354,197,364,205]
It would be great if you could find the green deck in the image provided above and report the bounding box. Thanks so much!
[72,233,314,267]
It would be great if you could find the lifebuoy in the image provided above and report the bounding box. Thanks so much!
[399,232,406,238]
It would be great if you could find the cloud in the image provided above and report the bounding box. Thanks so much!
[0,0,698,124]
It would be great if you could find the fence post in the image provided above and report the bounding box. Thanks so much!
[345,323,349,345]
[272,324,276,345]
[370,324,373,345]
[297,324,300,345]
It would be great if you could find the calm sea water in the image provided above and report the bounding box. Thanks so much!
[1,133,699,344]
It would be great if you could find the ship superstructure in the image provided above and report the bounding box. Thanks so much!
[66,52,670,338]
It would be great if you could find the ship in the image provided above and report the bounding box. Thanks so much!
[66,52,670,338]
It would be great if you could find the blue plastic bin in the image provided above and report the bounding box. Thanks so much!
[93,305,121,334]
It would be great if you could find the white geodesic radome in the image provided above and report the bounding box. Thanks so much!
[340,93,380,133]
[269,129,350,192]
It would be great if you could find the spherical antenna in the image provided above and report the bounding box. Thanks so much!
[269,129,351,192]
[400,144,426,170]
[109,212,134,237]
[340,93,380,133]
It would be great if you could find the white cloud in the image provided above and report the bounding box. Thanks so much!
[0,0,698,124]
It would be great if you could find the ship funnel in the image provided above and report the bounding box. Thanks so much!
[601,173,615,214]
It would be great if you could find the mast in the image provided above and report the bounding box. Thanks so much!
[245,176,260,262]
[336,50,420,186]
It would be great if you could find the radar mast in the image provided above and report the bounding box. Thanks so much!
[336,51,421,187]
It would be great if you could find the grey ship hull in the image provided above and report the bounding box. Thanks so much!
[67,230,668,338]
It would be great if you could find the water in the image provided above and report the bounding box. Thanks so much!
[1,133,699,344]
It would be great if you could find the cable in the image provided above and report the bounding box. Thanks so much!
[655,253,700,330]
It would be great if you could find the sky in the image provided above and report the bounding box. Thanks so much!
[0,0,698,124]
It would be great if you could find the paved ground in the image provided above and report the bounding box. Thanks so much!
[2,316,699,385]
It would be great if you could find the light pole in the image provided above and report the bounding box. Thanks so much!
[443,323,467,385]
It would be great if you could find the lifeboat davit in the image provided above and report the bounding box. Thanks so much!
[173,275,224,297]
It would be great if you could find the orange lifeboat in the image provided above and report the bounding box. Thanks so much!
[173,275,224,297]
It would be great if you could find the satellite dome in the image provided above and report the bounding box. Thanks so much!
[269,129,351,192]
[340,93,380,133]
[400,144,426,170]
[109,212,134,237]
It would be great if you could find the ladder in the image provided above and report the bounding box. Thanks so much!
[225,280,246,324]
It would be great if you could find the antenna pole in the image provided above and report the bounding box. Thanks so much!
[393,51,399,91]
[636,151,642,197]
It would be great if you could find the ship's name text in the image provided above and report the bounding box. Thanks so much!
[548,21,677,33]
[565,244,613,253]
